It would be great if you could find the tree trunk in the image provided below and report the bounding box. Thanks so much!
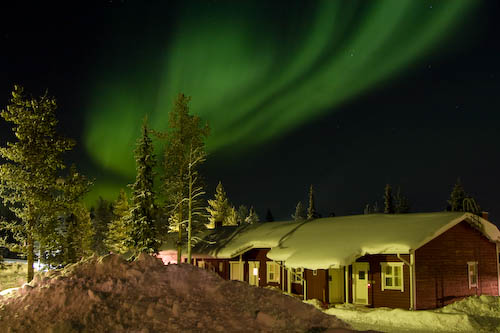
[177,208,182,264]
[187,171,193,264]
[27,234,34,283]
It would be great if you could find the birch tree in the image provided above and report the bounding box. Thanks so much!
[158,93,209,264]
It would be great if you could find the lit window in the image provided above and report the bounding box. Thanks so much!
[197,260,205,269]
[266,261,281,283]
[313,269,318,276]
[291,268,303,283]
[468,262,478,288]
[218,262,224,272]
[381,263,404,292]
[230,261,243,281]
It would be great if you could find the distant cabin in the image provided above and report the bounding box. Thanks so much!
[157,212,500,310]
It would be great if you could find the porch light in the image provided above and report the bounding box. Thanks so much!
[253,268,258,276]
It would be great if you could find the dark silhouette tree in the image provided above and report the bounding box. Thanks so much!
[265,209,274,222]
[307,185,318,220]
[447,178,466,212]
[394,186,410,214]
[384,184,394,214]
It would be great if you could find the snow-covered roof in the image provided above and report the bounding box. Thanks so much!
[213,212,500,270]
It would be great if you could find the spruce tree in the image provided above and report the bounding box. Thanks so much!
[384,184,394,214]
[0,86,85,282]
[158,93,209,264]
[245,206,260,224]
[292,201,306,221]
[125,120,159,257]
[307,185,317,220]
[105,189,131,255]
[447,178,466,212]
[265,209,274,222]
[206,181,229,228]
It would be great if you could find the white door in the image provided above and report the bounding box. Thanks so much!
[353,263,369,305]
[248,261,260,286]
[328,267,344,303]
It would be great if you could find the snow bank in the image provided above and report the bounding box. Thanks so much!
[321,296,500,332]
[0,254,360,332]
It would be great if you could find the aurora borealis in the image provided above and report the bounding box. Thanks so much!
[2,0,500,220]
[85,0,472,179]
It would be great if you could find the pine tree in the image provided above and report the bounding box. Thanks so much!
[236,205,249,224]
[206,181,229,228]
[265,209,274,222]
[245,206,260,224]
[384,184,394,214]
[447,178,466,212]
[0,86,86,282]
[105,189,131,254]
[124,119,159,257]
[158,93,209,264]
[292,201,306,221]
[307,185,317,220]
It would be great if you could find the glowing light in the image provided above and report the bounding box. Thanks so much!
[82,0,475,200]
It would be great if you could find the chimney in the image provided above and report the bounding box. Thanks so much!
[481,211,489,220]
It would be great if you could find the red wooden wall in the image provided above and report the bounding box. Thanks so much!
[415,221,499,309]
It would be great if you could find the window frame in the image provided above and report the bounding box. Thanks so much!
[291,267,303,283]
[467,261,478,289]
[380,262,404,292]
[266,261,281,283]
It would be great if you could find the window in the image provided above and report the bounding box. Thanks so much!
[230,261,243,281]
[218,262,224,272]
[266,261,280,283]
[291,268,303,283]
[381,263,404,292]
[468,262,478,288]
[197,260,205,269]
[313,269,317,276]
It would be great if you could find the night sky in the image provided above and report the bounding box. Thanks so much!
[1,1,499,222]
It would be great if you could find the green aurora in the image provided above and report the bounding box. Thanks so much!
[83,0,475,202]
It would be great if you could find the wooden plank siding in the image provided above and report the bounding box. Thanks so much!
[304,269,328,303]
[415,221,499,309]
[356,254,411,309]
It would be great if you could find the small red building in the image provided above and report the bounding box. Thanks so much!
[159,212,500,310]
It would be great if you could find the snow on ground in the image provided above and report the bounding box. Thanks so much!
[0,254,372,332]
[305,296,500,333]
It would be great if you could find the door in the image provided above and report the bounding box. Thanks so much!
[328,267,344,303]
[248,261,260,286]
[229,261,243,281]
[353,262,369,305]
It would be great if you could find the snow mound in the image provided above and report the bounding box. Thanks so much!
[436,295,500,331]
[0,254,360,332]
